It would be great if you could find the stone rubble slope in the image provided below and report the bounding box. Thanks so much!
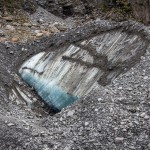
[0,20,150,149]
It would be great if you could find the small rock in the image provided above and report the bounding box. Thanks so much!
[42,30,50,36]
[6,25,15,31]
[22,47,28,51]
[12,22,20,26]
[0,37,6,42]
[32,98,37,102]
[11,37,19,42]
[122,128,127,132]
[67,110,75,117]
[49,25,60,33]
[23,23,32,27]
[36,33,43,37]
[38,18,44,23]
[9,51,14,54]
[115,137,124,143]
[144,76,148,80]
[5,42,11,48]
[54,22,67,31]
[140,112,146,118]
[129,146,136,149]
[64,146,71,150]
[98,98,102,101]
[95,108,98,112]
[3,16,13,21]
[34,30,41,34]
[0,30,5,37]
[7,123,15,126]
[85,122,89,126]
[144,115,149,119]
[118,86,122,90]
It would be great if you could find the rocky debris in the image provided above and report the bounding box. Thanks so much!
[36,32,43,37]
[0,17,150,150]
[5,25,15,31]
[0,6,78,43]
[3,16,13,22]
[22,0,38,14]
[38,48,150,150]
[28,7,74,28]
[115,137,124,143]
[36,0,100,17]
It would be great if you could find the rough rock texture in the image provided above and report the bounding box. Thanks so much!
[36,0,106,17]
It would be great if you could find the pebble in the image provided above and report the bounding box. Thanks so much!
[48,25,60,33]
[54,23,67,31]
[0,30,5,37]
[7,123,15,126]
[23,23,32,27]
[140,112,146,118]
[85,122,89,126]
[11,37,19,42]
[0,37,6,42]
[36,33,43,37]
[67,110,75,117]
[3,16,13,21]
[34,30,41,34]
[98,98,102,101]
[6,25,15,31]
[38,18,44,23]
[115,137,124,143]
[144,115,149,119]
[9,51,14,54]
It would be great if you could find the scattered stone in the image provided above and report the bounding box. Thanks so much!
[11,37,19,42]
[140,112,146,118]
[5,25,15,31]
[3,16,13,22]
[85,122,89,126]
[0,37,6,42]
[115,137,124,143]
[98,98,102,101]
[5,42,11,48]
[144,115,149,119]
[0,30,5,37]
[67,110,75,117]
[38,18,44,23]
[36,33,43,37]
[35,30,41,34]
[54,22,67,31]
[48,25,60,33]
[23,23,32,27]
[7,123,15,126]
[9,51,14,54]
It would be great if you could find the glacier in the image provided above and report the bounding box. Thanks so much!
[19,28,149,111]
